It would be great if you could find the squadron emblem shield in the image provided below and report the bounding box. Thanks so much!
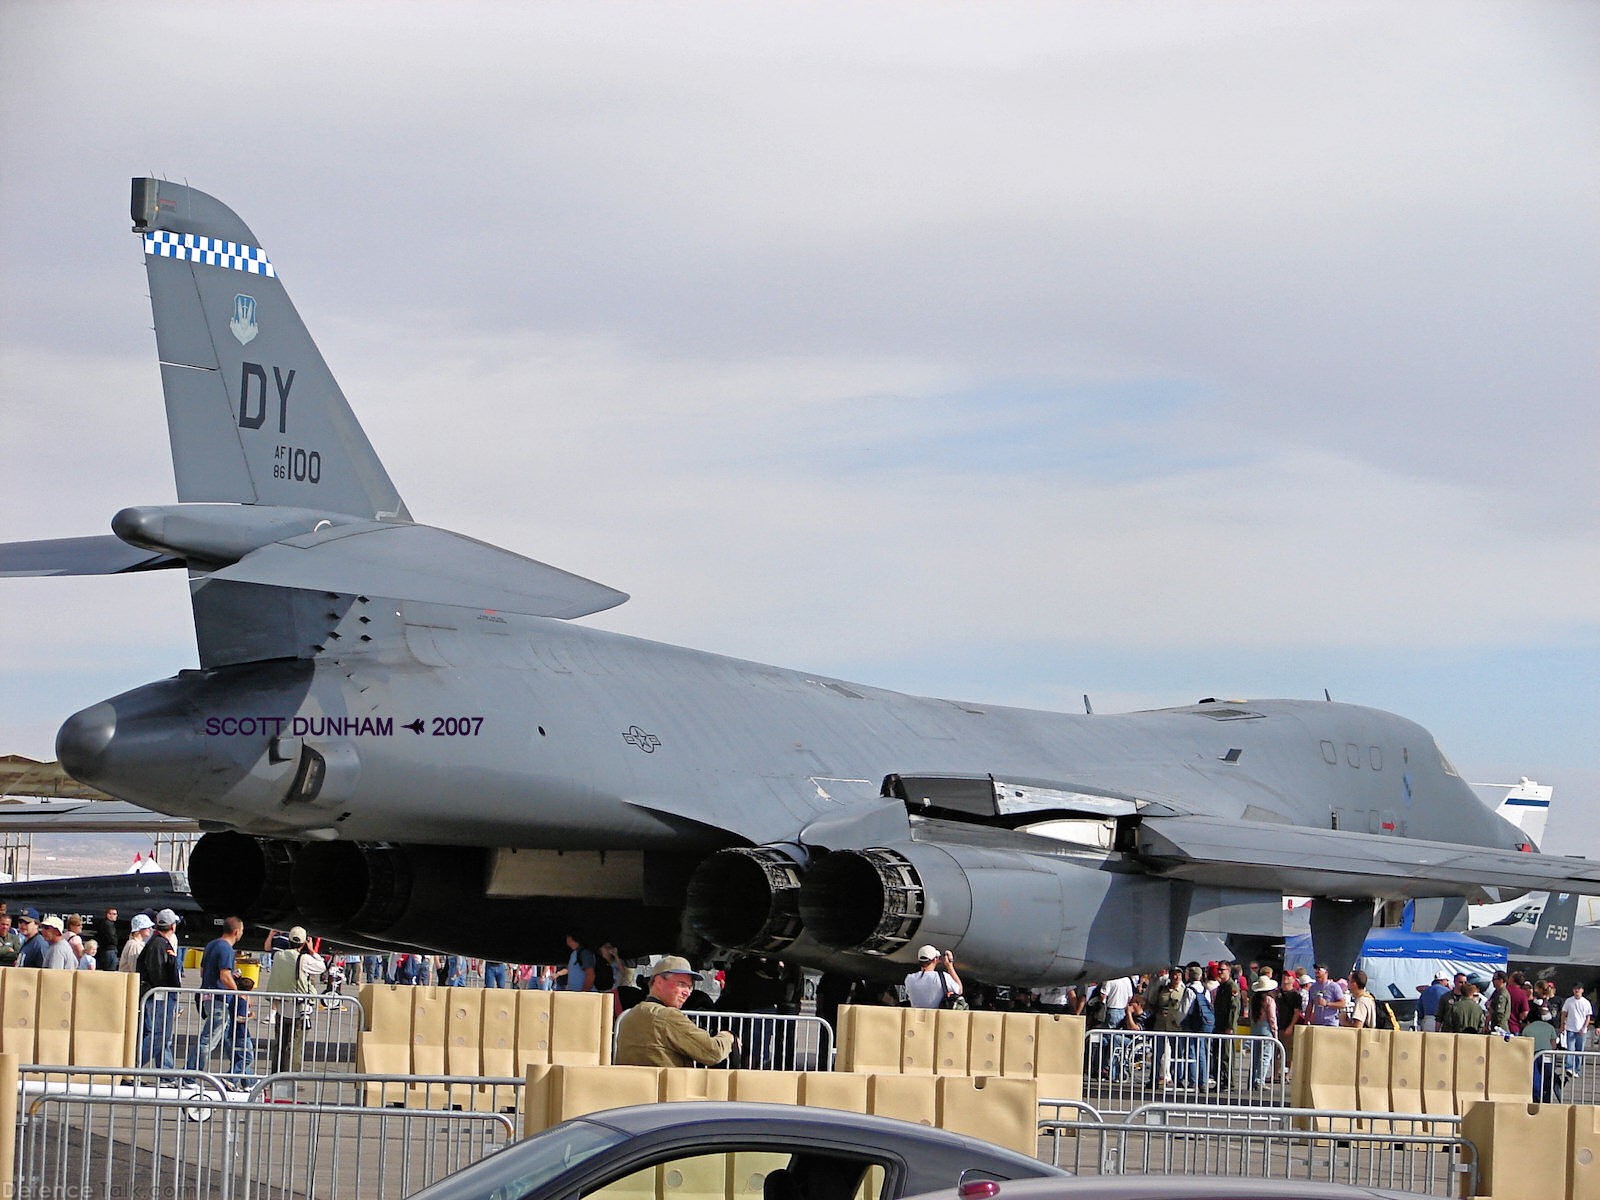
[229,294,259,345]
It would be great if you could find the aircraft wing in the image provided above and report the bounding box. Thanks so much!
[0,755,115,800]
[0,798,200,833]
[0,534,181,577]
[1137,814,1600,899]
[203,521,629,620]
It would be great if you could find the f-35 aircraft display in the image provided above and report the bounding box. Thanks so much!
[5,179,1599,982]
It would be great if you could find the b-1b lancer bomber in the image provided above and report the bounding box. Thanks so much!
[4,179,1595,981]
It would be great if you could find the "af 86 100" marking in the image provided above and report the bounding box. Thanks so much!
[274,443,322,482]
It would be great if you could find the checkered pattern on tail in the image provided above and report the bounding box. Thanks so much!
[143,230,276,277]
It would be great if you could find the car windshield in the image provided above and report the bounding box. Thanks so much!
[409,1118,627,1200]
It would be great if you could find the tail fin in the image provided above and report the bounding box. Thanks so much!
[131,178,409,521]
[1529,890,1580,958]
[1492,777,1554,850]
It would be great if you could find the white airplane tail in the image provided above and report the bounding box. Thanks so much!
[1488,777,1554,850]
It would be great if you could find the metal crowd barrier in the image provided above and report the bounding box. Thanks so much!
[15,1066,517,1200]
[681,1010,835,1070]
[1036,1103,1475,1197]
[248,1071,525,1119]
[138,986,364,1081]
[1082,1029,1290,1112]
[1534,1047,1600,1106]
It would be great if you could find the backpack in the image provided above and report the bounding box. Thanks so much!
[1180,984,1215,1033]
[1085,988,1107,1028]
[593,956,615,992]
[936,969,969,1011]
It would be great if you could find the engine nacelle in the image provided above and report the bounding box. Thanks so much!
[684,846,806,953]
[798,841,1180,985]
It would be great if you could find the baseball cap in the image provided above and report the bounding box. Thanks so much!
[916,945,940,962]
[155,908,179,928]
[287,926,308,945]
[130,914,154,933]
[1434,970,1450,982]
[16,907,39,922]
[650,955,702,980]
[40,916,65,933]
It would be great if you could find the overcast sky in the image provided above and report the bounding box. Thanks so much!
[2,2,1596,850]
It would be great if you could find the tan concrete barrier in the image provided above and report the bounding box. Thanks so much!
[1291,1025,1359,1131]
[1454,1032,1489,1115]
[1,969,41,1060]
[1421,1031,1458,1117]
[836,1005,901,1073]
[728,1069,800,1104]
[359,982,614,1100]
[1355,1027,1392,1122]
[1485,1034,1534,1105]
[933,1009,969,1074]
[798,1070,868,1112]
[936,1075,1039,1156]
[835,1005,1082,1101]
[35,971,76,1066]
[1032,1014,1081,1100]
[865,1072,938,1126]
[967,1010,1003,1073]
[550,990,613,1065]
[523,1062,660,1134]
[444,988,485,1109]
[408,986,449,1106]
[71,970,137,1069]
[355,982,412,1105]
[481,986,517,1074]
[1462,1100,1570,1200]
[0,1052,15,1197]
[1569,1104,1600,1200]
[1388,1028,1425,1117]
[900,1008,936,1074]
[663,1067,731,1101]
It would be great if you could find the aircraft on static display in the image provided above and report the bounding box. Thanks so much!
[6,178,1600,984]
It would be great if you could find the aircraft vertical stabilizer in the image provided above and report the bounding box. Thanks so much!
[1487,778,1554,850]
[1528,890,1581,959]
[131,178,409,522]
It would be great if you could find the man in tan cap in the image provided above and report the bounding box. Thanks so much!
[264,926,326,1073]
[614,956,737,1067]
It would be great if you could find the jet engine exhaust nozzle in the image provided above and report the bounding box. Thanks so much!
[685,847,806,953]
[798,847,925,955]
[188,831,300,925]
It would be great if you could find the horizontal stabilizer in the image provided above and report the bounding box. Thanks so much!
[207,521,627,620]
[0,534,182,577]
[1137,814,1600,900]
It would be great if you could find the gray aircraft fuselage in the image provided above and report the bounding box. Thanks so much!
[70,610,1495,852]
